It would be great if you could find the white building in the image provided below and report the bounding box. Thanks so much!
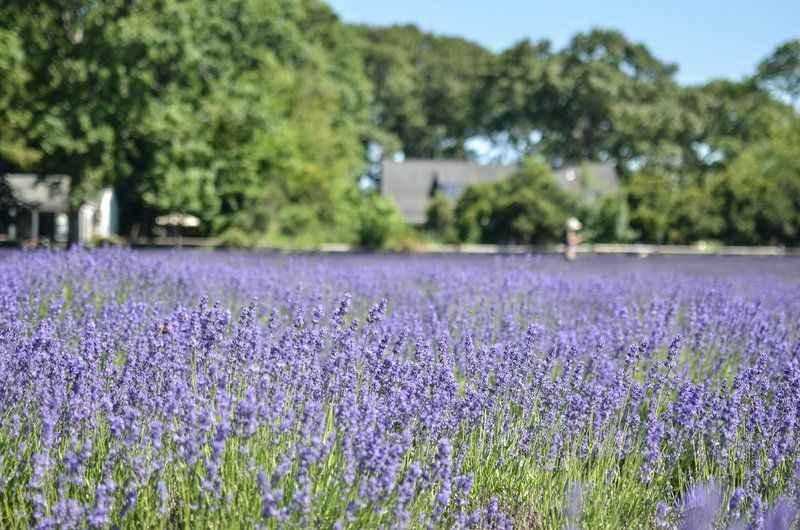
[0,174,118,245]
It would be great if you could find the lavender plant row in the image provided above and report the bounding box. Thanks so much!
[0,249,799,529]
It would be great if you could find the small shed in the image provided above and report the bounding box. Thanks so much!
[0,174,118,245]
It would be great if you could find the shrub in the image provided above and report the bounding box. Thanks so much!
[355,193,404,250]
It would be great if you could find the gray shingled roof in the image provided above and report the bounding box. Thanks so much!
[381,159,620,224]
[381,159,517,224]
[3,174,71,212]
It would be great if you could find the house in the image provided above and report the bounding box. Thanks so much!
[0,174,118,245]
[380,159,518,224]
[380,159,619,224]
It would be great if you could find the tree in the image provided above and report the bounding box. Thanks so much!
[1,1,160,243]
[455,159,576,244]
[0,28,39,171]
[626,171,724,244]
[546,29,678,163]
[667,185,724,244]
[477,29,684,170]
[678,80,794,179]
[2,0,375,243]
[454,183,496,244]
[711,124,800,245]
[476,39,559,156]
[3,9,797,248]
[425,193,457,243]
[355,24,493,159]
[355,193,403,250]
[123,0,375,242]
[584,193,638,243]
[757,39,800,105]
[626,172,676,244]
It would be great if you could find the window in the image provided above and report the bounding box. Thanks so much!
[440,183,465,201]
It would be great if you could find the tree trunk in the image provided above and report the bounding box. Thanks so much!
[67,208,80,247]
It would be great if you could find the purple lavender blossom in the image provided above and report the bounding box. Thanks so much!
[0,249,798,528]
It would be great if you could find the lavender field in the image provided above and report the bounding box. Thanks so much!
[1,249,799,529]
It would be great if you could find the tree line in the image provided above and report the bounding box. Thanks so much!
[1,1,798,246]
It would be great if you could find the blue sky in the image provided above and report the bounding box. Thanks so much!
[327,0,800,86]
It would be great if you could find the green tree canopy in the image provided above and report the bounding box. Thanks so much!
[1,0,374,243]
[626,171,723,244]
[711,123,800,245]
[0,28,38,170]
[2,8,799,248]
[757,39,800,105]
[476,39,559,155]
[677,80,794,178]
[478,29,683,168]
[455,159,577,244]
[424,193,457,243]
[355,24,493,159]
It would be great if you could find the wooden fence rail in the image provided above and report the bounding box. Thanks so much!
[129,237,797,257]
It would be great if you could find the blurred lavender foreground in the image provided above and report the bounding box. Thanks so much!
[1,248,799,529]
